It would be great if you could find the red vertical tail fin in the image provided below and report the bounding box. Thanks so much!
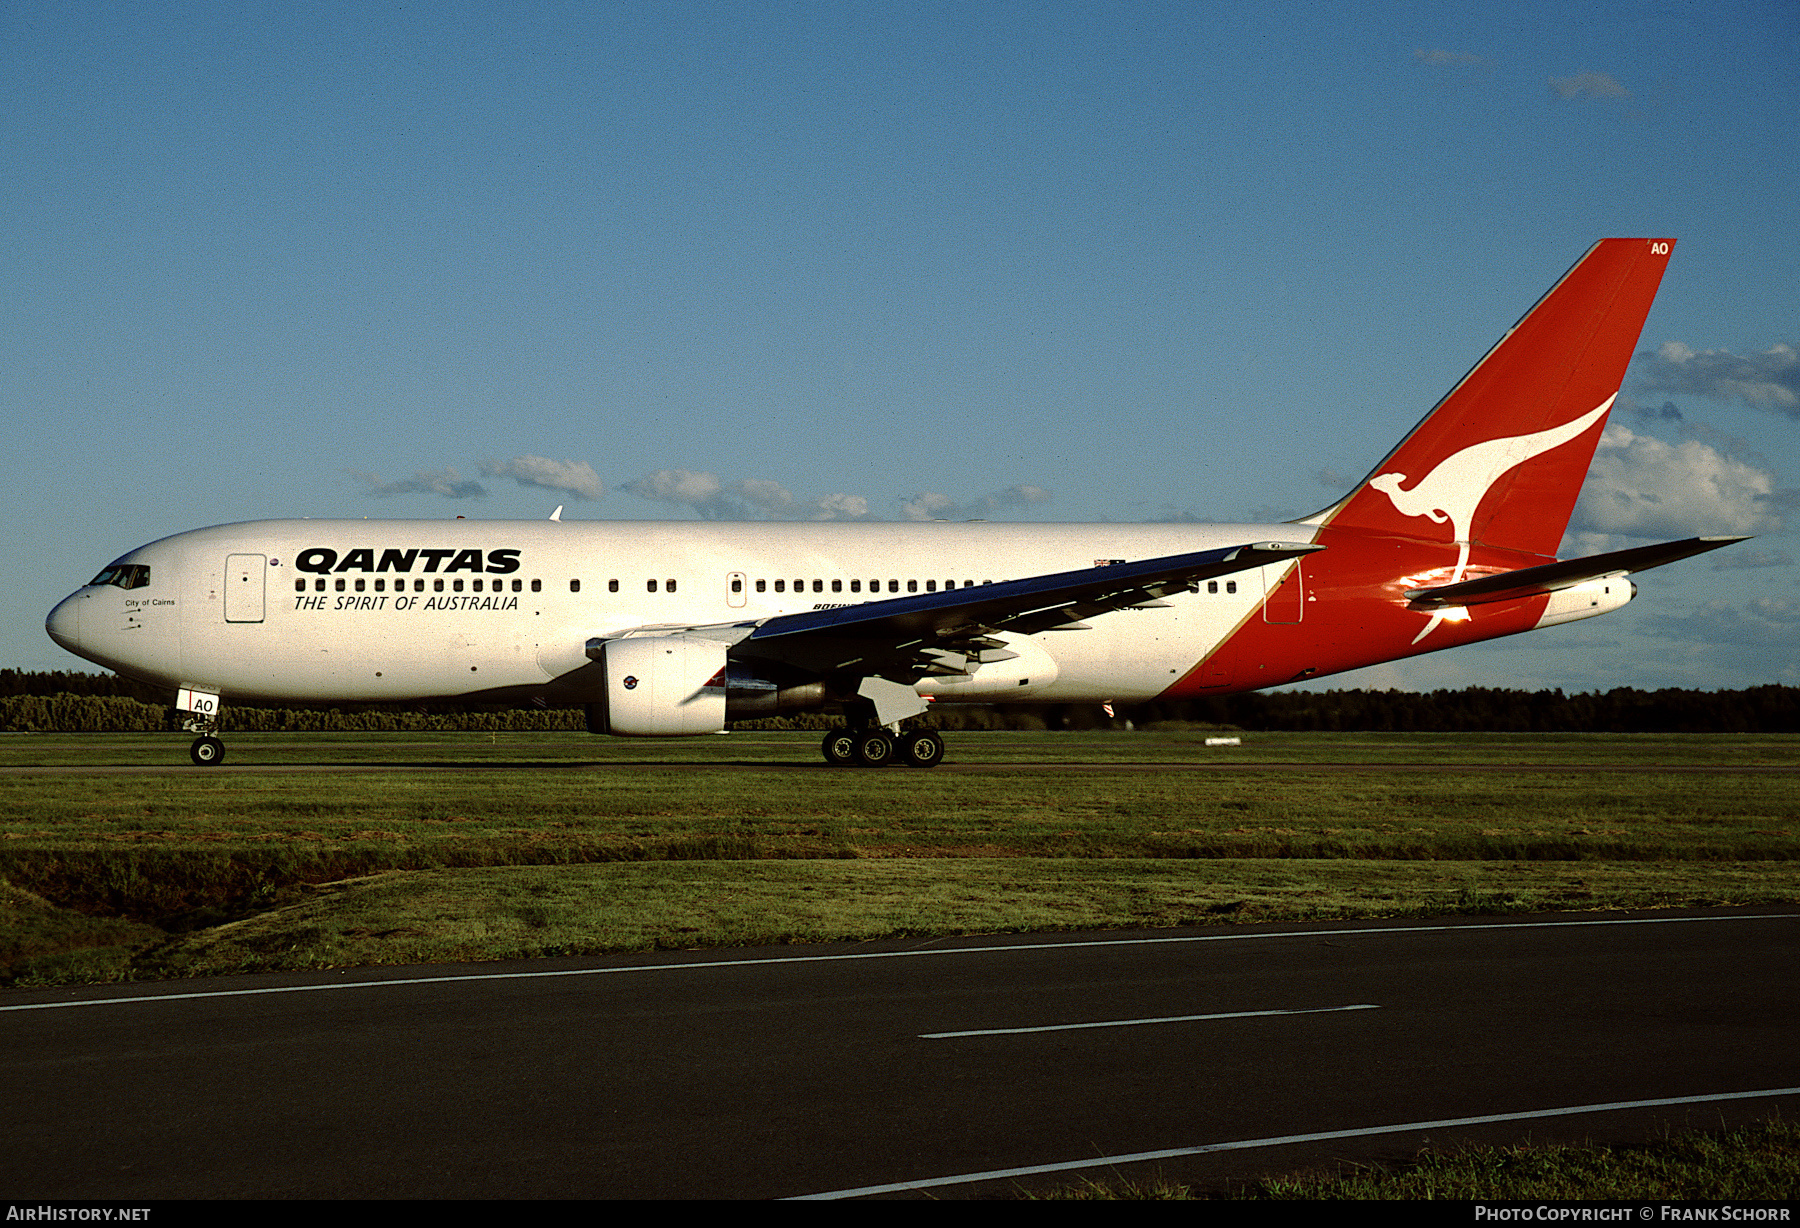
[1306,238,1675,558]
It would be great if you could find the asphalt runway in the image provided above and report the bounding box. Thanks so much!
[5,908,1797,1198]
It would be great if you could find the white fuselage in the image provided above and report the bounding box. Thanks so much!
[47,518,1307,707]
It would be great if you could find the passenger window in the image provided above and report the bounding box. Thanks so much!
[1208,581,1218,594]
[812,579,822,593]
[355,579,366,592]
[907,580,918,593]
[888,580,899,593]
[609,579,619,593]
[294,580,305,593]
[667,579,677,593]
[512,579,521,592]
[756,579,766,593]
[774,579,785,593]
[831,579,842,593]
[926,580,937,592]
[453,580,464,592]
[850,580,861,593]
[530,579,541,593]
[570,579,580,593]
[648,579,658,592]
[335,578,346,592]
[1226,580,1237,594]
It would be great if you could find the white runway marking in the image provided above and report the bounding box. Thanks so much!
[785,1086,1800,1199]
[920,1003,1379,1038]
[2,912,1789,1013]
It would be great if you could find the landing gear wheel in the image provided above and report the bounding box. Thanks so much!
[189,736,225,767]
[821,729,858,767]
[898,729,945,768]
[852,728,896,768]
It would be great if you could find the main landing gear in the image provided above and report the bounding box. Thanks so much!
[820,727,945,769]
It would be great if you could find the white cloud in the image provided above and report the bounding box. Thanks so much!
[625,468,722,508]
[480,456,605,500]
[348,468,487,499]
[1557,529,1634,558]
[1640,596,1800,650]
[1570,425,1783,539]
[1549,72,1629,100]
[732,477,871,521]
[1711,549,1792,571]
[813,492,873,520]
[1636,341,1800,418]
[619,475,1049,522]
[901,485,1051,521]
[621,469,872,521]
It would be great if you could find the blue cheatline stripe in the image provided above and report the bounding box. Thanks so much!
[919,1003,1379,1038]
[1,912,1789,1014]
[783,1086,1800,1200]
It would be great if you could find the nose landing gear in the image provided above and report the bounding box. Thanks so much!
[177,688,226,766]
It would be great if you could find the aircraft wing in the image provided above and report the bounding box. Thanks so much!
[1405,535,1748,609]
[726,541,1323,683]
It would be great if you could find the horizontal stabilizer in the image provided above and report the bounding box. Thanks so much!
[1406,536,1749,609]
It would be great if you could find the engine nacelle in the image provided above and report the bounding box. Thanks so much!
[587,637,728,736]
[583,638,832,735]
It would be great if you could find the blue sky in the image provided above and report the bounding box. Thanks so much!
[6,1,1797,692]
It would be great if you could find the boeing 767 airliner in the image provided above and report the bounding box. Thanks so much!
[46,238,1743,767]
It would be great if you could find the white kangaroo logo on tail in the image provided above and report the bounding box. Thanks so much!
[1368,395,1614,643]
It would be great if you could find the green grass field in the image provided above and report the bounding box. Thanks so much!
[2,729,1796,986]
[5,728,1796,1200]
[1040,1118,1800,1199]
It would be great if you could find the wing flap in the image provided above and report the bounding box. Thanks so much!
[735,541,1322,680]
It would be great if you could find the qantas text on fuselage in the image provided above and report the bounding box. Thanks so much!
[293,548,522,574]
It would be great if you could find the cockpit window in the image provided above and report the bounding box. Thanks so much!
[89,564,151,590]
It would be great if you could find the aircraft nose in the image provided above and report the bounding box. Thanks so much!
[45,593,83,653]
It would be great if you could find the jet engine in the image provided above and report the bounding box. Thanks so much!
[582,636,826,736]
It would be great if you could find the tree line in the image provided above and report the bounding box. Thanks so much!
[3,669,1794,734]
[1112,684,1800,734]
